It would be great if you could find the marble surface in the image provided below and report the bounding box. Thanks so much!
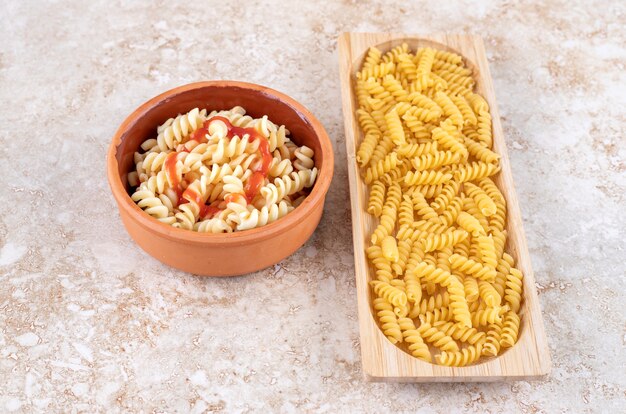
[1,0,625,412]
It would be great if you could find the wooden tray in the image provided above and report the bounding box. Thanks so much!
[338,32,551,382]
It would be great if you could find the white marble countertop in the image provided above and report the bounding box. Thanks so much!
[1,0,625,412]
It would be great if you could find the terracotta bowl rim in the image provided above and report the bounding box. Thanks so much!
[107,80,334,245]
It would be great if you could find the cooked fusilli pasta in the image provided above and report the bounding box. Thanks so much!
[128,107,317,232]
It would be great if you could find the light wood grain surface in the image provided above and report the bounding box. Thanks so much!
[338,32,551,382]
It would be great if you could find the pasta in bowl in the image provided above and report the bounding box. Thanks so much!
[107,81,333,276]
[128,106,318,233]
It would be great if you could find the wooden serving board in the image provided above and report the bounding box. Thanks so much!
[338,33,551,382]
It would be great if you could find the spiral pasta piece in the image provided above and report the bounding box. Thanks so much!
[229,200,293,231]
[381,236,400,263]
[380,109,403,146]
[478,280,502,307]
[222,174,244,196]
[416,47,435,80]
[447,277,472,328]
[435,343,483,367]
[367,180,386,217]
[461,196,490,232]
[260,169,317,206]
[382,75,410,102]
[491,228,507,260]
[482,323,502,357]
[412,184,445,199]
[464,182,497,216]
[475,109,493,148]
[268,124,289,152]
[406,91,443,117]
[391,239,412,276]
[397,195,414,227]
[464,136,500,164]
[431,121,468,159]
[371,183,401,244]
[397,220,446,242]
[293,146,315,171]
[500,310,521,348]
[131,188,172,221]
[432,49,463,66]
[396,141,438,159]
[383,43,409,63]
[396,318,431,362]
[396,53,418,83]
[268,158,294,178]
[436,196,462,227]
[403,170,452,186]
[356,133,380,167]
[449,254,497,282]
[471,307,504,327]
[373,298,403,344]
[476,235,498,270]
[430,180,460,213]
[504,267,524,313]
[357,108,382,137]
[194,217,232,233]
[434,321,486,345]
[380,162,410,186]
[456,211,486,237]
[358,61,395,80]
[412,262,455,288]
[432,58,468,74]
[370,280,408,308]
[411,151,459,171]
[401,115,433,140]
[417,321,459,352]
[211,134,260,164]
[463,275,480,303]
[451,94,477,125]
[496,250,514,290]
[479,177,507,232]
[403,271,422,304]
[362,46,382,72]
[413,303,452,323]
[416,292,450,314]
[156,108,206,151]
[411,192,438,221]
[369,134,394,165]
[402,104,440,124]
[454,161,500,183]
[420,229,469,253]
[173,202,199,230]
[364,152,400,184]
[366,245,394,283]
[433,92,463,129]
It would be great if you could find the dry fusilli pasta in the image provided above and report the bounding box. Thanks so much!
[358,43,525,366]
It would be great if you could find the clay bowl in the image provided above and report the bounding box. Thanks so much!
[107,81,334,276]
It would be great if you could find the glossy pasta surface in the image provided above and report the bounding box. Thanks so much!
[356,44,523,366]
[128,107,317,233]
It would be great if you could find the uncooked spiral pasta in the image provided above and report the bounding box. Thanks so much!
[128,107,317,233]
[435,343,483,367]
[398,317,432,362]
[358,43,525,366]
[373,298,403,344]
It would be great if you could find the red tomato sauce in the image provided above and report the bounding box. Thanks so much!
[156,115,273,220]
[205,116,272,203]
